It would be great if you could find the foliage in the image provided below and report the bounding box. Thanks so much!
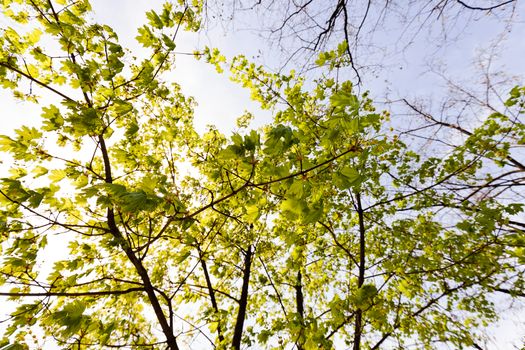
[0,1,523,349]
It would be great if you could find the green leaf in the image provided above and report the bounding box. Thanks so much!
[176,248,192,263]
[49,169,67,182]
[340,166,359,180]
[120,190,159,212]
[146,10,164,29]
[0,135,15,151]
[32,166,48,177]
[354,284,377,308]
[287,180,304,198]
[245,204,260,222]
[50,301,86,336]
[136,26,155,47]
[333,166,363,189]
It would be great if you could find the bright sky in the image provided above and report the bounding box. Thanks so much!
[1,0,524,348]
[88,0,273,134]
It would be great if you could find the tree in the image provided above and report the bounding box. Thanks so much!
[0,1,524,350]
[205,0,519,83]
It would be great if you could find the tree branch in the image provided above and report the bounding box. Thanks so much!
[455,0,515,11]
[0,62,77,102]
[232,245,253,350]
[0,288,144,297]
[353,192,366,350]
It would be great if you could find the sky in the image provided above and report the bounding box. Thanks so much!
[1,0,524,348]
[88,0,274,134]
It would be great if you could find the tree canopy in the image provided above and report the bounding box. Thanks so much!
[0,1,524,349]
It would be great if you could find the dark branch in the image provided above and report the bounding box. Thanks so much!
[0,288,144,297]
[232,245,253,350]
[455,0,515,11]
